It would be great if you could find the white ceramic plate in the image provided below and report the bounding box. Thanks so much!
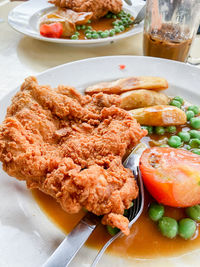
[1,56,200,267]
[7,0,145,45]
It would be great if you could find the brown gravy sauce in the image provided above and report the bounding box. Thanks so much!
[32,189,200,258]
[31,129,200,259]
[143,23,192,62]
[67,17,132,40]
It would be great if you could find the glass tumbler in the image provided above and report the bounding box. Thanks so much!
[143,0,200,62]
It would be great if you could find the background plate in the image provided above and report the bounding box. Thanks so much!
[8,0,145,45]
[0,56,200,267]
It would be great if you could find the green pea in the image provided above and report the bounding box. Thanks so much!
[173,96,184,105]
[129,202,133,208]
[127,18,133,24]
[106,13,112,18]
[97,30,103,34]
[190,117,200,129]
[186,110,195,121]
[168,136,182,148]
[101,31,109,38]
[112,15,117,19]
[71,35,78,40]
[92,33,99,39]
[158,217,178,239]
[127,13,131,17]
[84,29,92,34]
[86,26,92,30]
[109,29,115,36]
[186,205,200,221]
[76,25,81,30]
[170,100,182,109]
[185,144,191,150]
[86,33,92,39]
[178,131,190,143]
[190,130,200,139]
[147,126,153,135]
[189,138,200,148]
[106,225,120,236]
[122,19,128,25]
[74,31,80,36]
[192,148,200,155]
[166,126,177,134]
[124,24,130,28]
[119,25,125,32]
[155,126,165,135]
[178,218,196,240]
[118,11,124,17]
[188,105,199,115]
[142,126,153,135]
[160,144,169,147]
[87,19,92,24]
[112,21,119,26]
[81,25,86,30]
[114,26,121,33]
[148,203,164,221]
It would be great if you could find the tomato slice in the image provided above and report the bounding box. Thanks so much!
[139,147,200,207]
[40,23,63,38]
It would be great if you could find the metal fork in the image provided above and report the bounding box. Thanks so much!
[132,4,146,25]
[43,143,146,267]
[91,143,146,267]
[124,0,132,6]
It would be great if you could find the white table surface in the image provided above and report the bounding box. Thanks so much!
[0,1,200,100]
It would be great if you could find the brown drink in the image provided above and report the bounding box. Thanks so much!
[143,23,192,62]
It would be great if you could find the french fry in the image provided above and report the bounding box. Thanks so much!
[129,105,187,126]
[120,89,170,110]
[85,77,168,95]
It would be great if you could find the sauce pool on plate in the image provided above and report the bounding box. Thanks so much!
[32,188,200,258]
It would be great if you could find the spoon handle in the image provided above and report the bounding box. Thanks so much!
[42,213,99,267]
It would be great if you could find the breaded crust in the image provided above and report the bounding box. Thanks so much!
[0,76,146,235]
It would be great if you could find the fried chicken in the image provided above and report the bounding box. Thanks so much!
[49,0,123,19]
[0,77,146,235]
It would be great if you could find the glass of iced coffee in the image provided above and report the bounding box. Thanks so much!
[143,0,200,62]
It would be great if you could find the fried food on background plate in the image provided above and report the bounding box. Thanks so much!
[49,0,123,19]
[129,105,187,126]
[0,77,147,235]
[85,77,168,95]
[40,9,93,37]
[56,8,93,24]
[120,89,170,110]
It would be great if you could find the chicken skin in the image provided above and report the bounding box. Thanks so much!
[0,77,146,235]
[49,0,123,19]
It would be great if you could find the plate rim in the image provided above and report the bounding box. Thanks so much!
[1,55,200,103]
